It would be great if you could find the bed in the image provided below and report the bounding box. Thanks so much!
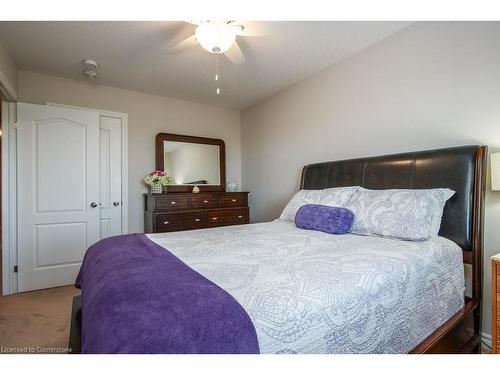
[69,145,486,354]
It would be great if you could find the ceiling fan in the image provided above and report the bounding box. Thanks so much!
[167,21,286,65]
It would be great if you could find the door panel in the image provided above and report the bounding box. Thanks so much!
[35,222,87,267]
[17,102,100,292]
[99,116,122,239]
[100,218,111,239]
[36,119,87,212]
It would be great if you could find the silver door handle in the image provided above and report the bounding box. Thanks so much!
[113,201,120,206]
[195,218,201,222]
[203,200,208,203]
[231,199,237,202]
[90,202,98,208]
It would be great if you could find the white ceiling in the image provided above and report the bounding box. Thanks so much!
[0,21,412,109]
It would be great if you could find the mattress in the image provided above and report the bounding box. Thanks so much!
[147,220,465,353]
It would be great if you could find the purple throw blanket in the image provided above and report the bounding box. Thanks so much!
[75,234,259,354]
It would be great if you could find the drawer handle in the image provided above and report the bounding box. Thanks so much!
[170,201,176,205]
[211,217,218,221]
[195,218,201,222]
[231,199,237,202]
[238,215,243,219]
[203,200,209,203]
[163,221,169,225]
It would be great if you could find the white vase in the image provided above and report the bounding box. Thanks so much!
[226,182,238,192]
[151,184,162,194]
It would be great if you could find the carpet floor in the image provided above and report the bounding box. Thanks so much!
[0,285,80,354]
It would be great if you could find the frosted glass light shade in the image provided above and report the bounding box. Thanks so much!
[195,22,236,54]
[491,152,500,191]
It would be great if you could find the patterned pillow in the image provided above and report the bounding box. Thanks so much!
[295,204,355,234]
[345,187,455,241]
[279,186,359,222]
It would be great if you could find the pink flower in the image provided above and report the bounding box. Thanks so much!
[149,170,166,177]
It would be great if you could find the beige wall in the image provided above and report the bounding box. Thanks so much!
[18,70,241,234]
[0,40,18,99]
[241,22,500,339]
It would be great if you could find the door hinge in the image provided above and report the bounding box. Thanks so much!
[13,265,18,273]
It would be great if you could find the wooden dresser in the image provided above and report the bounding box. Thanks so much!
[493,254,500,353]
[144,192,249,233]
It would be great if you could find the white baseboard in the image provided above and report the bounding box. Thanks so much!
[481,331,492,349]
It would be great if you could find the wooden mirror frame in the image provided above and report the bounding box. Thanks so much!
[155,133,226,193]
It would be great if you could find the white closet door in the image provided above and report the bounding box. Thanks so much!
[99,116,122,239]
[17,103,100,292]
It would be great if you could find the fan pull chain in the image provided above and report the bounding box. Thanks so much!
[215,54,221,95]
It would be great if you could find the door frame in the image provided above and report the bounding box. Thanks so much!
[1,102,128,295]
[2,101,17,295]
[46,103,129,237]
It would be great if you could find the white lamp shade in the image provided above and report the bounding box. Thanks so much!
[491,152,500,191]
[195,22,236,54]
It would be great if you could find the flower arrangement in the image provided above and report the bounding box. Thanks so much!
[144,170,173,193]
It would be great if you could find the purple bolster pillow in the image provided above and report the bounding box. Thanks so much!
[294,204,354,234]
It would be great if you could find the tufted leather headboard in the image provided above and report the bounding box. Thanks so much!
[300,146,486,258]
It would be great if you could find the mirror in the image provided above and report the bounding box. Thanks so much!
[156,133,226,192]
[164,141,220,185]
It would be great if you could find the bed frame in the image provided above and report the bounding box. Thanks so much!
[69,145,486,354]
[300,145,486,353]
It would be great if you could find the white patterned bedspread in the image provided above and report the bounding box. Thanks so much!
[147,220,464,354]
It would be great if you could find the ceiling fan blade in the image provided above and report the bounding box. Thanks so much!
[224,42,246,65]
[235,21,289,36]
[167,35,198,54]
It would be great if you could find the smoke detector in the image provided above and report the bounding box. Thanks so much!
[82,58,98,80]
[83,69,98,80]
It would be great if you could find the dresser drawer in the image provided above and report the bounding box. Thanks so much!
[207,208,248,227]
[191,194,219,209]
[155,211,207,232]
[155,195,190,211]
[220,193,248,208]
[144,192,249,234]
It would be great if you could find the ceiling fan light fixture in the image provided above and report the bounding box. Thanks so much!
[195,22,236,54]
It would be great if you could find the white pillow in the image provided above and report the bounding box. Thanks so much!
[279,186,359,222]
[345,187,455,241]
